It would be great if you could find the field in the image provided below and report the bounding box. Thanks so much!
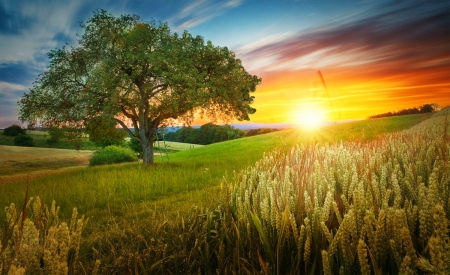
[0,146,93,184]
[0,111,448,274]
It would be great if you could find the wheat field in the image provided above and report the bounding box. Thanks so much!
[0,111,448,274]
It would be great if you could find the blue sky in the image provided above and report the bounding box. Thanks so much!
[0,0,449,128]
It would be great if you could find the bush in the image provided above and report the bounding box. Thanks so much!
[13,134,33,147]
[89,145,138,166]
[3,125,25,136]
[127,138,142,155]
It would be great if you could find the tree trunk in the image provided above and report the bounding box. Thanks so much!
[140,129,155,165]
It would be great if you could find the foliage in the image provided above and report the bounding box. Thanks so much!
[3,125,26,136]
[85,116,126,147]
[164,123,245,144]
[0,196,89,274]
[45,126,86,150]
[46,127,65,144]
[246,127,281,137]
[13,134,34,147]
[127,137,142,155]
[89,145,138,166]
[369,103,439,119]
[19,10,260,164]
[63,127,86,151]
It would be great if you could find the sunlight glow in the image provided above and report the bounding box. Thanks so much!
[293,107,326,130]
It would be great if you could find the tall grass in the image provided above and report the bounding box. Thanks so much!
[225,110,449,274]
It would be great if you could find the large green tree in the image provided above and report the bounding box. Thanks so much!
[19,10,260,164]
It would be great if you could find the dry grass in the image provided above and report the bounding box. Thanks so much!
[0,146,93,184]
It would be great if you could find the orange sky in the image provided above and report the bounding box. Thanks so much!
[242,67,450,124]
[221,4,450,126]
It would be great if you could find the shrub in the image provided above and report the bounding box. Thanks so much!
[3,124,26,136]
[13,134,33,147]
[89,145,138,166]
[127,138,142,155]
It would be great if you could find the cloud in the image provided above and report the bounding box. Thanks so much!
[238,0,450,75]
[0,62,40,85]
[167,0,244,31]
[0,4,35,34]
[0,81,26,93]
[0,0,95,66]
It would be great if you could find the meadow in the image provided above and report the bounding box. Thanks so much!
[0,111,447,274]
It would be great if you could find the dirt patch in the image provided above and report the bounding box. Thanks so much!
[0,145,94,184]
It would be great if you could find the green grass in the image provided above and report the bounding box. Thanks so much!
[0,113,432,223]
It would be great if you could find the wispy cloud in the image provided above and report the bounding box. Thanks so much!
[167,0,244,31]
[239,1,449,75]
[0,0,88,68]
[0,81,26,94]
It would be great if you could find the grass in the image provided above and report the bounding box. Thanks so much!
[0,145,93,185]
[0,112,442,274]
[158,140,204,151]
[0,113,433,222]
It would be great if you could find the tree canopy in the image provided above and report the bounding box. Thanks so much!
[19,10,261,164]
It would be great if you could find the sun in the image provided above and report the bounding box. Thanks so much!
[293,107,326,130]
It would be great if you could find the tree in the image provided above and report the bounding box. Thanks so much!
[419,104,434,113]
[19,10,261,164]
[3,125,26,136]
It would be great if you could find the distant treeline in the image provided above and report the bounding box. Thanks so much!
[164,123,282,145]
[245,128,281,137]
[164,123,245,145]
[369,104,439,119]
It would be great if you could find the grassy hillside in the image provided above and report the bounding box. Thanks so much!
[0,113,432,218]
[0,112,443,274]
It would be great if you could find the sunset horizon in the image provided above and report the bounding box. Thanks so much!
[0,0,448,129]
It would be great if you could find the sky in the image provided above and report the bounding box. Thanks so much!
[0,0,449,128]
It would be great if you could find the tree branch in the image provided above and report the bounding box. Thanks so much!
[121,106,134,119]
[114,118,139,141]
[149,84,168,97]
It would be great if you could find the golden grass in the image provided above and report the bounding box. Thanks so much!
[0,146,93,183]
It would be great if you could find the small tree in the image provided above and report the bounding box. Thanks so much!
[19,10,260,165]
[420,104,434,113]
[47,127,64,144]
[3,125,26,136]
